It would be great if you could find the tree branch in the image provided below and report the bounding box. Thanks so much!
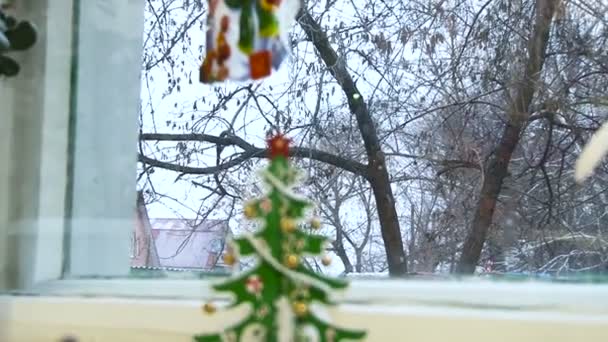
[139,133,368,176]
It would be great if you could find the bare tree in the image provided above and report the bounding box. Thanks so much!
[137,0,608,278]
[456,0,560,273]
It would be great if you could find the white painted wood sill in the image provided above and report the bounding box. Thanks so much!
[2,279,608,341]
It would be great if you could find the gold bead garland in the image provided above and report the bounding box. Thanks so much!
[285,254,299,269]
[202,303,217,314]
[223,253,236,266]
[244,203,257,218]
[293,301,308,317]
[280,217,297,233]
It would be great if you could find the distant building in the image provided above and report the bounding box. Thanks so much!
[131,191,234,272]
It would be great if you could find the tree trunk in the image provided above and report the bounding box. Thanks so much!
[298,9,407,276]
[333,240,354,274]
[456,0,559,274]
[355,249,363,273]
[328,202,355,274]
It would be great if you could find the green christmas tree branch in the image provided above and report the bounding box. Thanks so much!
[305,314,368,342]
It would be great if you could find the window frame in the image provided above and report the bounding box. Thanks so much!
[4,279,608,342]
[20,277,608,313]
[1,4,608,339]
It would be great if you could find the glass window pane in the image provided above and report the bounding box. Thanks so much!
[2,0,608,296]
[0,0,145,290]
[136,0,608,283]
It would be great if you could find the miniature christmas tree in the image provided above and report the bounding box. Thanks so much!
[195,134,366,342]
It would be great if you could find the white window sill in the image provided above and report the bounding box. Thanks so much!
[2,279,608,341]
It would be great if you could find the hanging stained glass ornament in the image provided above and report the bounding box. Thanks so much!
[199,0,300,83]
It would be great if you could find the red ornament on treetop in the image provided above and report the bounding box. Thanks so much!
[268,134,291,158]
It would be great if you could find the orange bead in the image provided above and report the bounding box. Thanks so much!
[220,16,230,32]
[249,50,272,80]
